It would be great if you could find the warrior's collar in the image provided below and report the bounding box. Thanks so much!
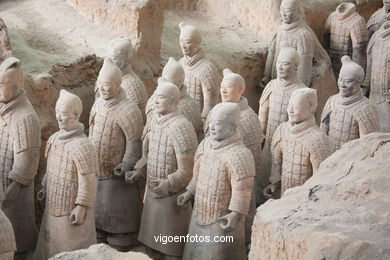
[339,88,364,106]
[288,116,316,135]
[276,76,301,88]
[281,19,303,31]
[156,109,181,126]
[336,3,356,21]
[0,89,26,116]
[238,97,249,111]
[210,133,240,150]
[182,49,205,67]
[58,123,84,140]
[100,87,126,108]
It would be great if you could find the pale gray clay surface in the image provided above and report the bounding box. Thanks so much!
[178,22,221,122]
[367,0,390,39]
[89,58,144,248]
[364,21,390,132]
[34,90,98,260]
[130,79,197,258]
[0,207,16,260]
[106,37,148,122]
[260,0,338,122]
[0,57,40,257]
[264,88,332,198]
[257,47,307,204]
[324,3,368,77]
[321,56,379,151]
[180,102,255,260]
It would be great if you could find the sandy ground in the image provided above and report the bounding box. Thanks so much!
[0,0,118,74]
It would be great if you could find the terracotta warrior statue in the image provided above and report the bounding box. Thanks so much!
[367,0,390,39]
[321,56,379,151]
[179,102,255,260]
[260,0,337,122]
[324,3,368,77]
[364,21,390,132]
[264,88,331,198]
[257,47,306,203]
[89,58,144,250]
[105,37,148,122]
[0,18,12,63]
[0,207,16,260]
[203,68,263,245]
[0,57,40,259]
[178,22,220,123]
[34,90,98,260]
[145,57,203,140]
[127,79,197,259]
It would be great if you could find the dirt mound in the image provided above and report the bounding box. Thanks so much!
[250,132,390,260]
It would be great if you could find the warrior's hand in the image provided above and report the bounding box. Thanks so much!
[219,211,240,232]
[263,183,277,199]
[69,205,87,225]
[3,181,22,203]
[37,188,46,202]
[177,190,193,206]
[113,161,133,178]
[259,76,271,89]
[154,179,170,197]
[125,169,143,185]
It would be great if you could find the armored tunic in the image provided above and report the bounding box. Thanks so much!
[139,110,197,257]
[121,67,149,122]
[0,208,16,260]
[259,77,307,148]
[34,124,97,260]
[184,135,255,260]
[365,24,390,132]
[270,117,331,195]
[179,49,221,119]
[89,88,143,234]
[266,20,338,122]
[0,89,40,253]
[325,3,368,75]
[321,91,380,151]
[367,7,389,39]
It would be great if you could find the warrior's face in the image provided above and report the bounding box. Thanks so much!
[180,36,200,57]
[220,79,241,103]
[287,94,312,124]
[338,73,360,98]
[97,80,120,100]
[280,0,300,24]
[0,74,18,103]
[209,117,235,141]
[155,88,177,116]
[384,0,390,12]
[108,48,126,71]
[276,55,297,80]
[55,106,79,131]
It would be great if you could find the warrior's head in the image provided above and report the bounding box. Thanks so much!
[280,0,302,24]
[287,88,317,124]
[162,57,185,91]
[338,56,364,98]
[383,0,390,13]
[209,102,240,141]
[179,22,202,57]
[276,47,300,80]
[55,90,82,131]
[220,68,245,103]
[97,58,122,100]
[0,57,24,103]
[155,77,180,116]
[107,37,133,72]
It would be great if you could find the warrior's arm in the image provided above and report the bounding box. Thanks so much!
[264,35,277,79]
[351,18,368,69]
[269,125,283,184]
